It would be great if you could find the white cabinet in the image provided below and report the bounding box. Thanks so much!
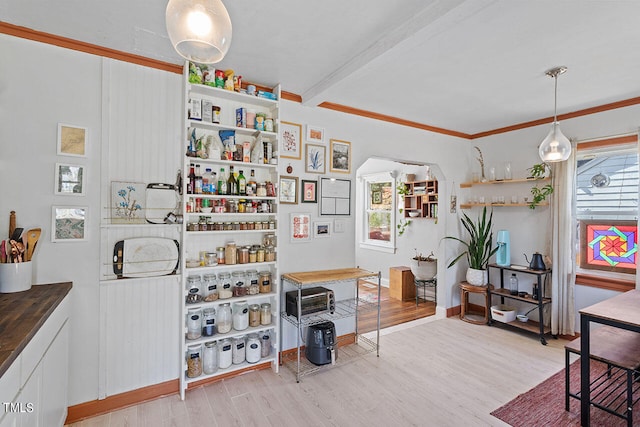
[179,62,281,399]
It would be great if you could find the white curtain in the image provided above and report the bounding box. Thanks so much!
[550,141,577,336]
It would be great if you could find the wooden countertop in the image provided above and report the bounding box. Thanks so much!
[0,282,72,377]
[579,289,640,328]
[281,268,378,286]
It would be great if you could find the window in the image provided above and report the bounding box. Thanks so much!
[575,135,638,290]
[361,174,395,252]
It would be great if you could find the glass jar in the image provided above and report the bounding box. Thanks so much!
[249,304,261,327]
[254,221,263,230]
[202,307,216,337]
[218,272,233,299]
[263,233,276,247]
[265,246,275,262]
[232,336,246,364]
[186,344,202,378]
[260,303,272,325]
[256,247,265,263]
[186,308,202,340]
[203,341,218,375]
[186,275,203,304]
[218,338,232,369]
[203,274,218,302]
[245,270,259,294]
[246,333,262,363]
[238,246,250,264]
[214,222,224,231]
[256,183,267,197]
[260,331,271,358]
[240,221,248,231]
[217,303,232,333]
[233,301,249,331]
[223,221,233,230]
[232,221,240,231]
[249,249,257,263]
[205,252,217,266]
[216,246,225,264]
[225,241,237,265]
[258,271,272,293]
[268,220,276,230]
[232,271,247,297]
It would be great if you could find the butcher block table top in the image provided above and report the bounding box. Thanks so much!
[0,282,72,377]
[281,268,378,286]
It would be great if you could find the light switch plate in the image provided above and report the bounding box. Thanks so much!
[334,219,345,233]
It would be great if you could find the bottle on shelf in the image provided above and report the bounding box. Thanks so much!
[247,169,257,196]
[202,168,212,194]
[238,170,246,196]
[228,165,238,196]
[509,273,519,295]
[195,164,203,194]
[188,163,196,195]
[218,167,227,195]
[210,171,217,195]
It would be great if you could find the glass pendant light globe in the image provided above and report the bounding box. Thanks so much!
[166,0,232,64]
[539,121,571,162]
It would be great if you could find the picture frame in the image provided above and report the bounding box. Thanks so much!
[290,213,311,243]
[111,181,146,224]
[306,124,325,143]
[330,139,351,174]
[280,121,302,159]
[57,123,88,157]
[579,220,637,273]
[301,179,318,203]
[305,144,326,174]
[52,206,88,242]
[54,163,85,196]
[279,176,299,204]
[320,177,351,216]
[313,221,331,238]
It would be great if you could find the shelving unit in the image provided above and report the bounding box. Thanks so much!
[459,177,550,209]
[280,268,381,382]
[178,62,281,399]
[487,264,553,345]
[402,180,438,218]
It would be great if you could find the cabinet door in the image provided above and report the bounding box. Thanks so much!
[40,322,69,427]
[0,411,19,427]
[17,363,41,427]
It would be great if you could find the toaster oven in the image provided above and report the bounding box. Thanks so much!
[285,286,335,319]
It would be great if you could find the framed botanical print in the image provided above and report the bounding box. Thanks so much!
[330,139,351,173]
[279,176,298,204]
[280,121,302,159]
[305,144,326,174]
[57,123,88,157]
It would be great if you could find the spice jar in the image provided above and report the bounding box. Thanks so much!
[249,304,260,327]
[238,246,250,264]
[218,338,232,369]
[186,344,202,378]
[216,247,225,264]
[232,271,247,297]
[256,247,265,263]
[249,248,257,263]
[218,272,233,299]
[186,308,202,340]
[217,303,232,333]
[260,303,272,325]
[261,331,271,358]
[186,275,203,304]
[203,274,218,302]
[203,341,218,375]
[202,307,216,336]
[233,301,249,331]
[225,241,237,265]
[232,336,246,364]
[258,271,272,293]
[246,270,259,295]
[246,333,262,364]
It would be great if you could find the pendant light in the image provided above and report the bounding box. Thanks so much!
[165,0,232,64]
[538,66,571,162]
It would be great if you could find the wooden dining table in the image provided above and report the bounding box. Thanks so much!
[579,289,640,426]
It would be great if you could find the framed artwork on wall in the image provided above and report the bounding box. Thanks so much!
[54,163,85,196]
[52,206,87,242]
[320,177,351,216]
[301,179,317,203]
[290,213,311,243]
[279,176,298,204]
[57,123,88,157]
[330,139,351,173]
[306,124,324,143]
[111,181,146,224]
[305,144,326,174]
[313,221,331,238]
[280,121,302,159]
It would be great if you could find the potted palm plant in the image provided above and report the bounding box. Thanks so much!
[444,206,498,286]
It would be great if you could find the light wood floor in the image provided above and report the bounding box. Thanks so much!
[67,317,567,427]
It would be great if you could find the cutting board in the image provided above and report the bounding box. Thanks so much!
[145,183,179,224]
[113,237,179,278]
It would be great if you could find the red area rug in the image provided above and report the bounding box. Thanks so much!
[491,359,639,427]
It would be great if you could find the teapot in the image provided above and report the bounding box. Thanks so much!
[524,252,546,271]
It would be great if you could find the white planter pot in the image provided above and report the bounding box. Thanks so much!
[466,268,488,286]
[410,258,437,281]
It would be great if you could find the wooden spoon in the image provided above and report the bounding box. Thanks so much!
[25,228,41,262]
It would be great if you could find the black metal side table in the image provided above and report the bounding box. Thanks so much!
[414,278,437,307]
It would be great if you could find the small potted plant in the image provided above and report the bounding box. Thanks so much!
[444,206,498,286]
[410,249,437,281]
[528,162,553,209]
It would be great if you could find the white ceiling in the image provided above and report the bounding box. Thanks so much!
[3,0,640,135]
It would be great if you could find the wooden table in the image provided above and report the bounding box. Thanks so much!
[579,289,640,426]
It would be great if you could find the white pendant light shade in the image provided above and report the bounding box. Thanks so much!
[539,121,571,162]
[166,0,232,64]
